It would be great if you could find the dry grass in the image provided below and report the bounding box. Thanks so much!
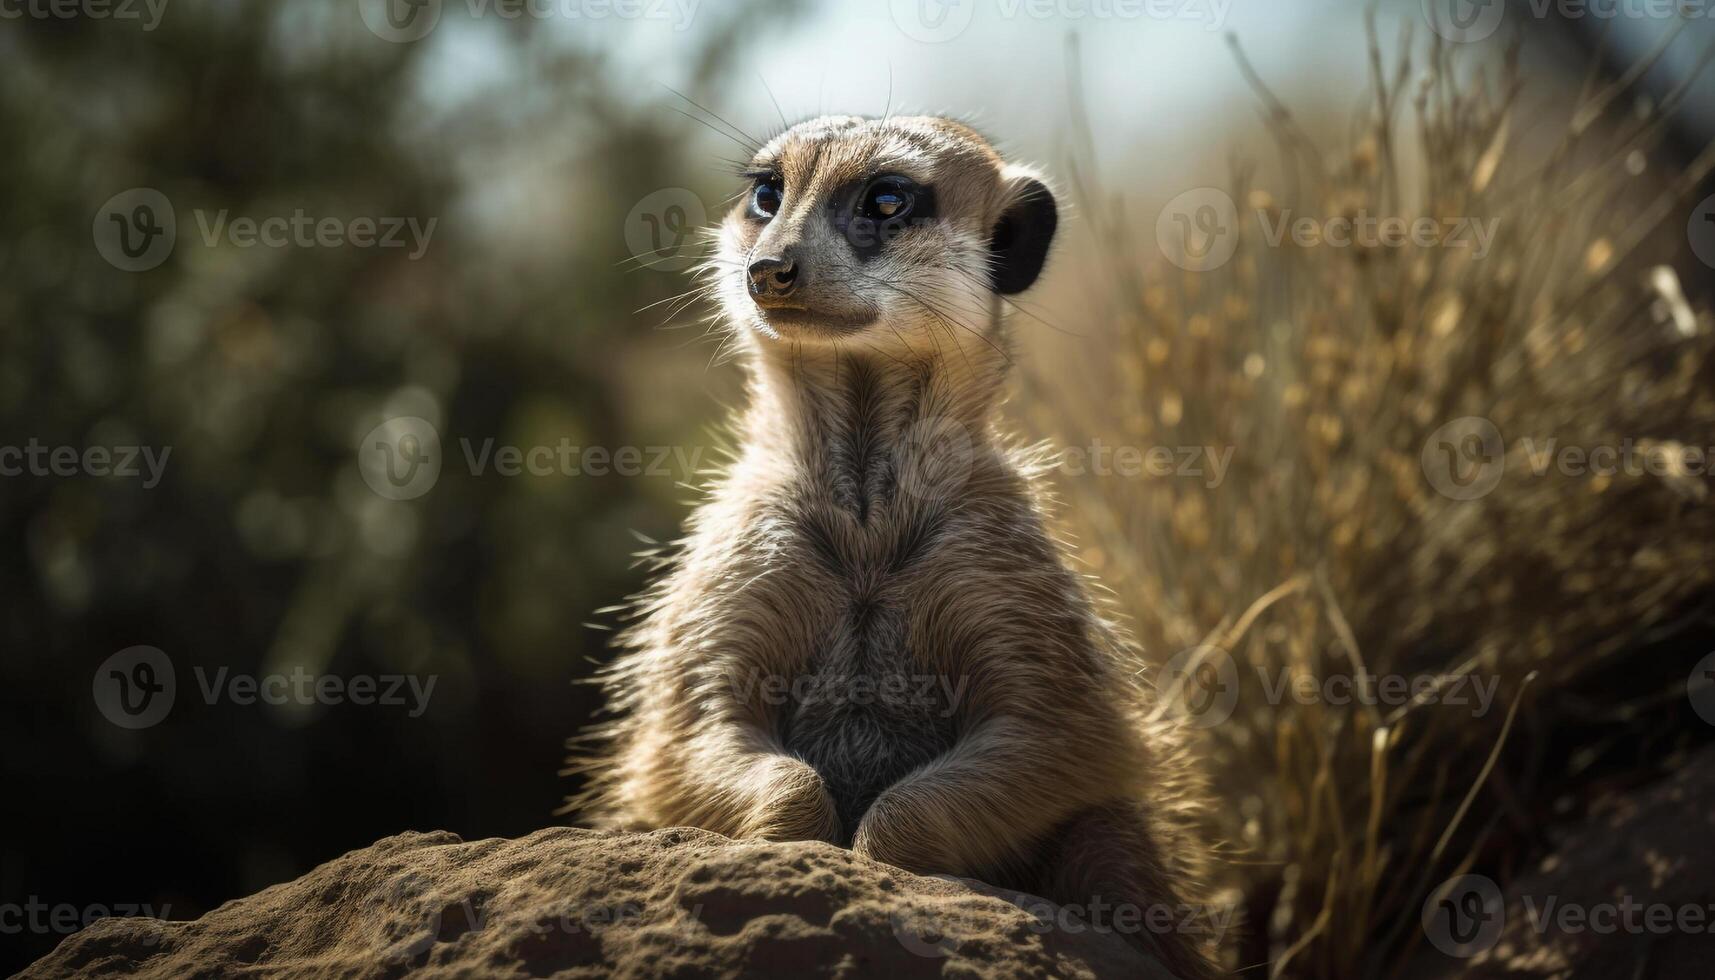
[1029,19,1715,978]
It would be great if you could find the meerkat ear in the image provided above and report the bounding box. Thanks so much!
[988,166,1059,295]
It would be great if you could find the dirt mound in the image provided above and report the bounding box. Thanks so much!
[18,826,1170,979]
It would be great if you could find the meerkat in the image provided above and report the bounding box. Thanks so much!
[571,115,1220,978]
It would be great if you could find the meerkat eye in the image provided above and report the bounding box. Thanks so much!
[749,177,783,219]
[858,177,915,222]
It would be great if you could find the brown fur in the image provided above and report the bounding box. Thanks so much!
[570,116,1222,978]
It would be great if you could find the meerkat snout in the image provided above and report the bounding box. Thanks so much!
[745,254,800,302]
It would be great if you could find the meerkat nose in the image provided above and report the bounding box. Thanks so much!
[747,256,800,303]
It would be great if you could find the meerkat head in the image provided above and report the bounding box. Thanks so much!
[713,115,1058,357]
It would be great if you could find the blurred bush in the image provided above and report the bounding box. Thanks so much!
[1029,26,1715,978]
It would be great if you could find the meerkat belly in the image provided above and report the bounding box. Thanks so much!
[778,596,957,842]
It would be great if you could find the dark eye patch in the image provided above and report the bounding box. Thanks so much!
[830,175,937,261]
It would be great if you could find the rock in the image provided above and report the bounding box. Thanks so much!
[18,827,1168,979]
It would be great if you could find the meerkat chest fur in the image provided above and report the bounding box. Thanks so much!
[749,357,986,839]
[657,113,1070,843]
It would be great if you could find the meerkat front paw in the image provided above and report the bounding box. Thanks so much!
[737,757,839,843]
[851,788,946,874]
